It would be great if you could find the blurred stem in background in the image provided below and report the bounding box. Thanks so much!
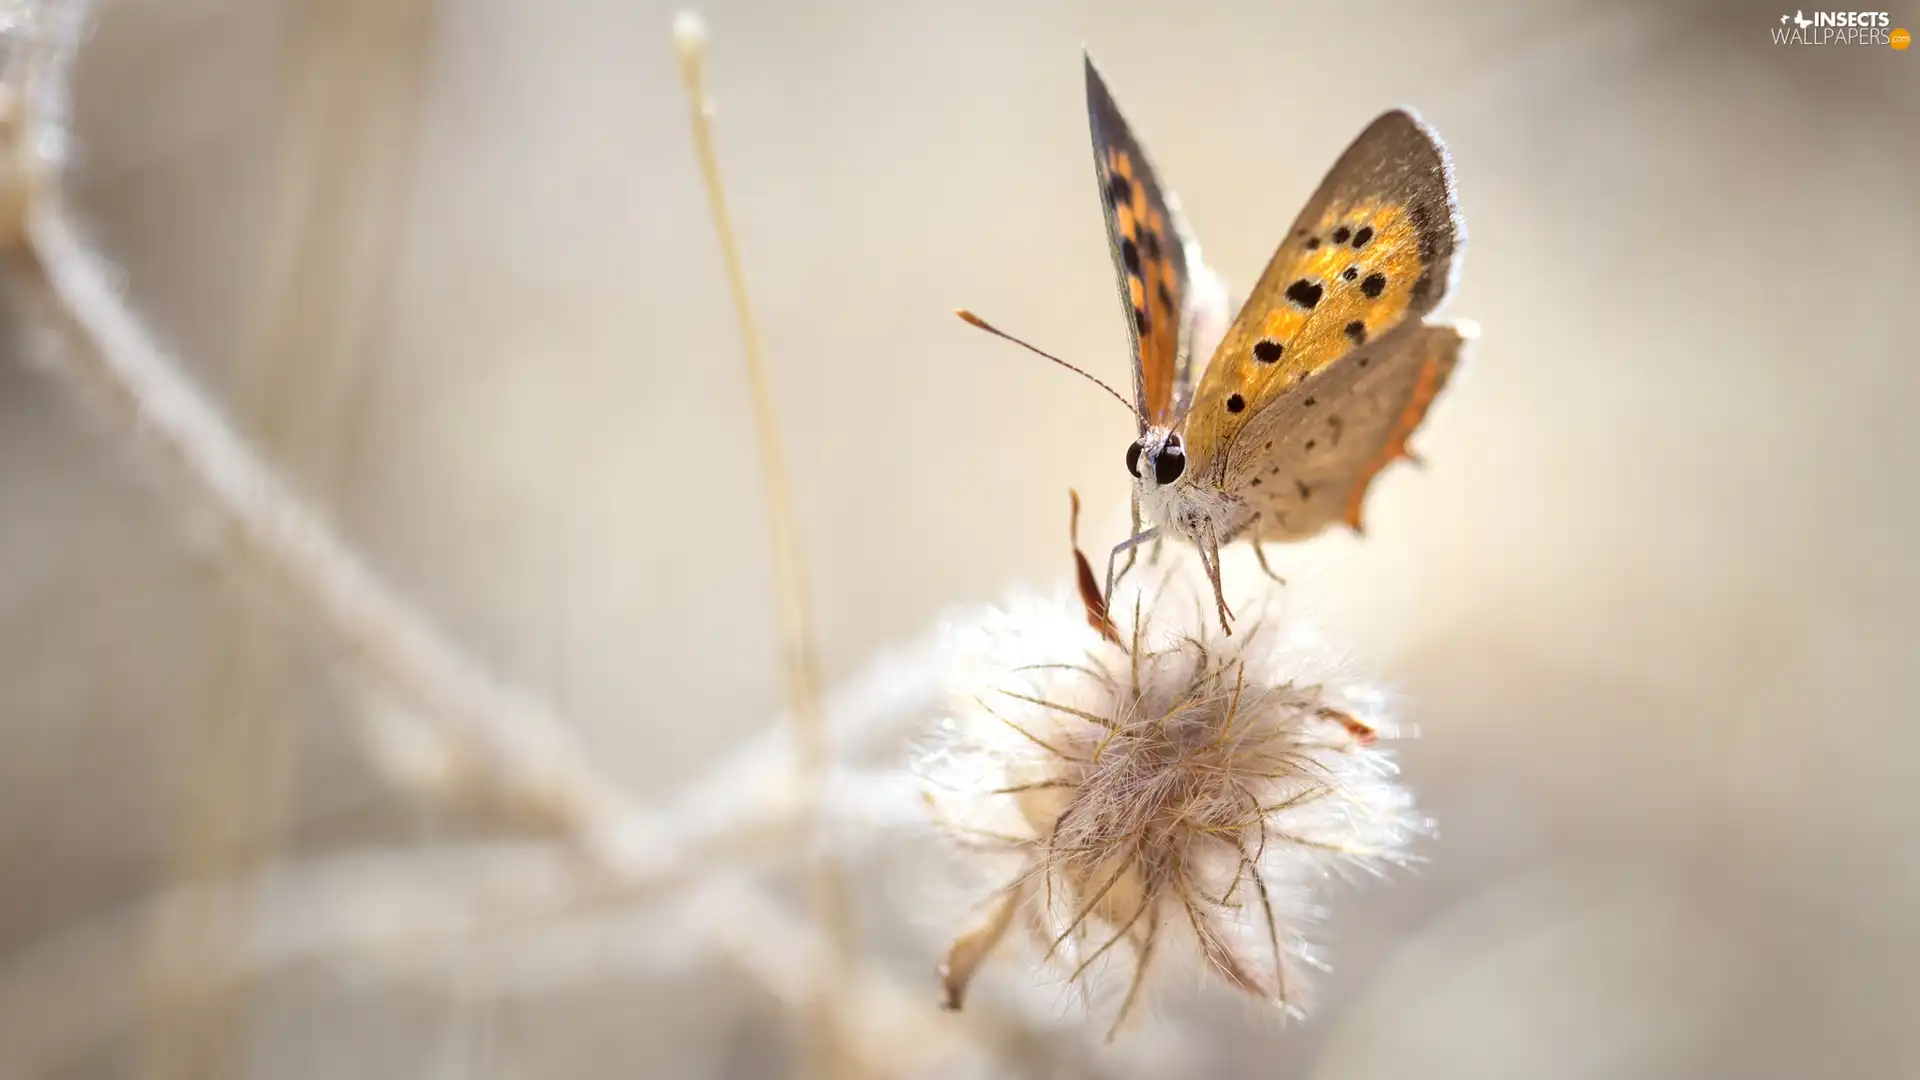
[673,13,857,1079]
[144,3,434,1078]
[3,4,981,1078]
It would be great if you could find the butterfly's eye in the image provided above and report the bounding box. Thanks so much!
[1125,440,1144,479]
[1154,439,1186,485]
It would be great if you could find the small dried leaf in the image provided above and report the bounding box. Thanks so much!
[938,885,1022,1011]
[1070,490,1121,645]
[1319,706,1377,746]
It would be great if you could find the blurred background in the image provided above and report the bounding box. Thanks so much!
[2,0,1917,1076]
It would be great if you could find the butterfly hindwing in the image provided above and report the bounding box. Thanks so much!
[1085,55,1207,431]
[1179,109,1461,477]
[1228,321,1469,539]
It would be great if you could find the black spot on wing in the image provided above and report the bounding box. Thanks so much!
[1345,321,1366,345]
[1361,272,1387,298]
[1107,173,1133,206]
[1121,238,1141,275]
[1285,279,1323,310]
[1157,280,1175,314]
[1252,339,1284,364]
[1331,226,1351,244]
[1342,267,1358,282]
[1351,225,1373,249]
[1226,393,1246,414]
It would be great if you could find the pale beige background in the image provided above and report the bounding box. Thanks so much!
[3,0,1918,1077]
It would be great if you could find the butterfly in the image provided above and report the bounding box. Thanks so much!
[1087,55,1473,630]
[964,55,1471,632]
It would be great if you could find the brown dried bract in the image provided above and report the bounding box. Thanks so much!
[1069,490,1121,646]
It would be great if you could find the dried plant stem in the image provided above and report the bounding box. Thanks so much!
[0,157,995,1080]
[11,201,641,837]
[10,192,875,966]
[0,844,995,1080]
[0,2,72,248]
[673,12,853,1079]
[0,8,1006,1076]
[0,0,634,846]
[147,7,434,1077]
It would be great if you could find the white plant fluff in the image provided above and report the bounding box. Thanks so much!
[920,538,1423,1036]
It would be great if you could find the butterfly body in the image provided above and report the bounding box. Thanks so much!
[1086,55,1470,626]
[1129,425,1248,542]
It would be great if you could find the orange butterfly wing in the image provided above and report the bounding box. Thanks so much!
[1228,321,1470,539]
[1179,110,1463,487]
[1085,55,1208,432]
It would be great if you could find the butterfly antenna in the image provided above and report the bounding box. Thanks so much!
[955,309,1134,416]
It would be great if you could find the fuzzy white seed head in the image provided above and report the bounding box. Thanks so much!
[921,551,1424,1035]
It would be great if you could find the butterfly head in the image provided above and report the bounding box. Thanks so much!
[1125,426,1187,492]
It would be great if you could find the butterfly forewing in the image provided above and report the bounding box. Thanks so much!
[1180,109,1461,479]
[1229,322,1468,539]
[1085,56,1207,431]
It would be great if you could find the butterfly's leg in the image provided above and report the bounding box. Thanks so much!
[1252,542,1287,587]
[1114,496,1144,590]
[1201,528,1234,633]
[1148,533,1165,566]
[1104,527,1161,608]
